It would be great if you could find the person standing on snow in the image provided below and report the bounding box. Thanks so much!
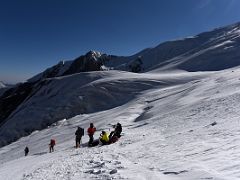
[24,146,29,156]
[87,123,96,147]
[75,126,84,148]
[49,139,56,153]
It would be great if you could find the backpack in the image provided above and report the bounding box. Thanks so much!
[76,127,84,137]
[25,147,29,153]
[81,128,84,136]
[50,139,56,146]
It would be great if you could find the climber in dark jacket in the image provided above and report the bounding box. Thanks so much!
[109,123,122,143]
[75,126,84,148]
[24,146,29,156]
[114,123,122,138]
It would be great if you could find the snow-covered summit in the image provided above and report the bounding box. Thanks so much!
[129,22,240,72]
[28,51,110,83]
[0,81,6,88]
[0,81,9,97]
[85,50,102,60]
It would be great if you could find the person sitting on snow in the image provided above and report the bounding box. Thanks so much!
[109,123,122,142]
[109,134,119,144]
[99,131,109,145]
[114,123,122,138]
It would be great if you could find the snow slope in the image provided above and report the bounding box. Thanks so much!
[0,70,207,147]
[1,68,240,179]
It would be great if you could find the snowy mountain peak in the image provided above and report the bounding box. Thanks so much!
[86,50,102,60]
[26,21,240,83]
[0,81,6,88]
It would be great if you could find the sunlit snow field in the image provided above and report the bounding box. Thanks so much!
[1,68,240,180]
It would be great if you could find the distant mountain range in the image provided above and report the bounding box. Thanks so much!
[1,21,240,147]
[29,21,240,83]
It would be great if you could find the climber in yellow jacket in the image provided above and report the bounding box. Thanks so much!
[99,131,109,145]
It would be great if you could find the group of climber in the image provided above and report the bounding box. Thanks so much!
[24,122,122,156]
[75,122,122,148]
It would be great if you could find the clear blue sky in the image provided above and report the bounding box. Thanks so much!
[1,0,240,83]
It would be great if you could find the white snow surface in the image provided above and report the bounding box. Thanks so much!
[1,68,240,179]
[0,70,207,146]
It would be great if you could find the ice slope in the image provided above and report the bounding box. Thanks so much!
[1,68,240,179]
